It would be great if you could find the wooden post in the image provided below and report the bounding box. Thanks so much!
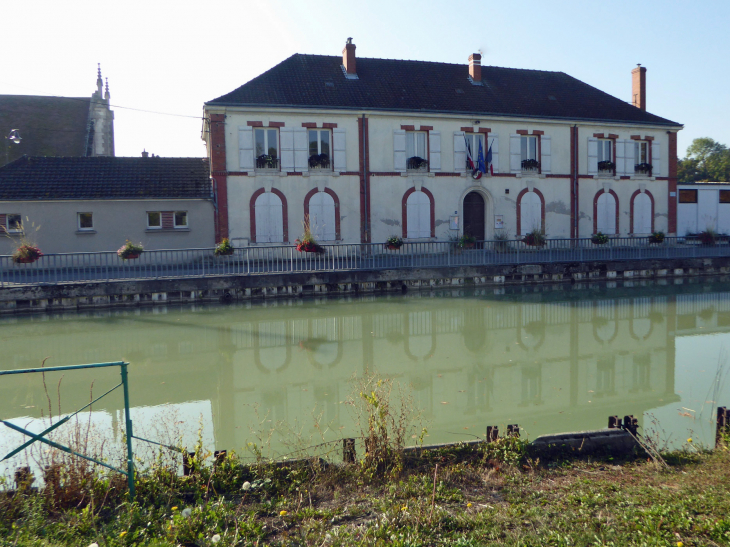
[623,415,638,435]
[343,438,356,463]
[507,424,520,438]
[486,426,499,442]
[717,407,729,448]
[608,415,620,429]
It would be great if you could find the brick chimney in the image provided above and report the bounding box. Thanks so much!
[343,38,356,75]
[469,53,482,83]
[632,64,647,111]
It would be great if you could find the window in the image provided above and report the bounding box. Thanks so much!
[406,190,431,238]
[78,212,93,230]
[464,133,485,169]
[308,192,336,240]
[174,211,188,228]
[6,214,22,233]
[720,190,730,204]
[308,129,331,169]
[406,132,428,170]
[634,140,651,174]
[596,192,617,234]
[519,192,542,235]
[147,212,162,229]
[597,139,614,173]
[254,192,284,243]
[521,135,539,171]
[254,128,279,169]
[678,189,697,204]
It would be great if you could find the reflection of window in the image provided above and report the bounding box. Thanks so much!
[596,357,616,396]
[406,132,428,170]
[632,353,651,392]
[308,129,331,169]
[174,211,188,228]
[6,214,22,233]
[678,189,697,203]
[147,212,161,229]
[520,365,542,406]
[254,128,279,169]
[78,212,93,230]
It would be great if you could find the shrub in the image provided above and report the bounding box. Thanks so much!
[522,228,546,247]
[591,232,609,245]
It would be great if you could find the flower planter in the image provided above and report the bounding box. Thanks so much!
[14,256,39,264]
[461,243,475,249]
[297,243,324,254]
[123,252,141,260]
[386,244,401,251]
[215,250,234,257]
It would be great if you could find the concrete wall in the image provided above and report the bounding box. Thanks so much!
[677,184,730,236]
[0,199,215,255]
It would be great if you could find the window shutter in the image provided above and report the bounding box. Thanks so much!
[651,141,661,176]
[0,214,6,229]
[453,132,466,172]
[309,192,336,240]
[238,126,254,171]
[633,193,652,234]
[428,131,441,171]
[588,138,598,175]
[509,134,521,173]
[293,128,308,172]
[520,192,541,235]
[255,192,284,243]
[407,191,430,238]
[161,211,174,229]
[597,192,617,234]
[541,136,551,174]
[489,135,499,173]
[394,130,406,172]
[280,127,294,171]
[615,139,626,175]
[624,140,635,175]
[333,128,347,171]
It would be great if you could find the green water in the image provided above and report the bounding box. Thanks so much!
[1,281,729,471]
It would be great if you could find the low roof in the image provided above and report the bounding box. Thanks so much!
[0,96,93,165]
[207,54,681,127]
[0,156,211,200]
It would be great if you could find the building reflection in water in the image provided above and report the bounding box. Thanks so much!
[3,285,730,457]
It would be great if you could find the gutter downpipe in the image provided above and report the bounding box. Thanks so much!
[362,113,370,244]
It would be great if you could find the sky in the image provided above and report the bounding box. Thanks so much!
[2,0,728,159]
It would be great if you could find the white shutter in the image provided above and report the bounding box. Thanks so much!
[624,140,635,175]
[309,192,336,240]
[489,134,499,173]
[333,128,347,172]
[280,127,294,171]
[651,140,661,176]
[293,128,308,172]
[454,132,466,172]
[520,192,541,235]
[510,134,521,173]
[394,130,406,172]
[633,192,652,234]
[541,136,551,174]
[588,137,598,175]
[596,192,617,234]
[407,191,430,238]
[238,126,254,171]
[615,139,626,175]
[428,131,441,171]
[255,192,284,243]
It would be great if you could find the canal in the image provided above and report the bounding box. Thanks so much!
[1,280,729,475]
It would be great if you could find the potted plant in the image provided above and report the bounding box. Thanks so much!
[458,234,477,249]
[406,156,428,170]
[308,153,330,169]
[214,238,234,256]
[255,154,278,169]
[648,231,665,244]
[597,160,615,173]
[634,162,653,175]
[385,236,403,250]
[493,230,510,252]
[521,159,540,171]
[12,243,43,264]
[522,228,546,247]
[117,240,144,260]
[699,229,716,245]
[295,216,325,254]
[591,232,609,245]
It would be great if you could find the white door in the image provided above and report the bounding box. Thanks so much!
[596,192,617,234]
[406,191,431,238]
[520,192,541,235]
[633,192,652,234]
[255,192,284,243]
[309,191,336,241]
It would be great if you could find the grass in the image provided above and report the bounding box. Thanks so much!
[1,438,729,546]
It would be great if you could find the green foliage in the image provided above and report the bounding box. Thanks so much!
[679,137,730,182]
[214,238,234,256]
[591,232,609,245]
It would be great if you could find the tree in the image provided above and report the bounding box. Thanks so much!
[679,137,730,182]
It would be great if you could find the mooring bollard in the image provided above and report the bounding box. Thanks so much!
[623,415,638,435]
[507,424,520,438]
[607,415,621,429]
[717,407,729,448]
[486,426,499,442]
[182,451,196,476]
[343,438,356,463]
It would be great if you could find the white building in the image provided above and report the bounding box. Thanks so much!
[677,183,730,236]
[202,41,682,246]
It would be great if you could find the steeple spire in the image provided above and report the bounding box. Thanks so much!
[96,63,103,95]
[104,77,110,100]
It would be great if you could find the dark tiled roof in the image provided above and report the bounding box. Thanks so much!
[208,54,680,126]
[0,96,93,166]
[0,156,212,200]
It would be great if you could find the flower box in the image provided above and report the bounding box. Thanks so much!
[117,240,144,260]
[214,238,234,256]
[12,244,43,264]
[296,241,325,254]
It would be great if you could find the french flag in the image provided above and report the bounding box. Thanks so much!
[486,141,494,175]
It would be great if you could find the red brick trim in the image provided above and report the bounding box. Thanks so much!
[516,130,529,135]
[247,121,263,127]
[532,130,544,136]
[593,189,620,235]
[478,127,491,134]
[302,122,317,128]
[608,133,619,139]
[435,172,462,176]
[249,188,288,244]
[226,171,249,176]
[210,113,229,241]
[370,172,405,176]
[668,132,678,234]
[358,117,371,243]
[570,126,577,238]
[593,133,605,138]
[268,122,285,128]
[419,125,433,131]
[629,189,655,234]
[460,127,474,133]
[401,125,415,131]
[323,122,338,129]
[401,187,435,239]
[644,136,654,141]
[630,135,642,140]
[304,187,341,240]
[516,188,546,236]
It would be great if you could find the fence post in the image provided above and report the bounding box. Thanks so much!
[120,362,135,500]
[717,406,729,448]
[486,425,499,442]
[343,438,356,463]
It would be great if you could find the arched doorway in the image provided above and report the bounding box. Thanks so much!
[463,192,485,241]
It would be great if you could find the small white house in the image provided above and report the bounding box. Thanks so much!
[677,183,730,235]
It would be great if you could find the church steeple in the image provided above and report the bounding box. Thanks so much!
[105,77,110,100]
[96,63,103,96]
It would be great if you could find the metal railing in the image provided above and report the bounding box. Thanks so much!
[1,236,729,287]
